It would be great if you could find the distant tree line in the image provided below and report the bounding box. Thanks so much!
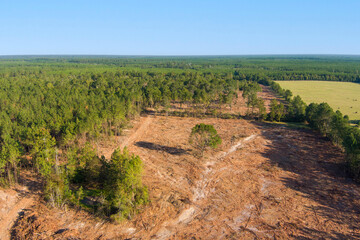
[1,56,360,82]
[262,78,360,181]
[234,71,360,83]
[0,57,359,217]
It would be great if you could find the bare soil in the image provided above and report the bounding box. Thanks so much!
[0,172,41,240]
[2,87,360,239]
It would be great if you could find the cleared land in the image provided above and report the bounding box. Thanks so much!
[2,89,359,240]
[276,81,360,120]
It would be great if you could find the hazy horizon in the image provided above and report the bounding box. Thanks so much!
[1,54,360,57]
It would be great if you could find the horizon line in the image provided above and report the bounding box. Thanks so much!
[1,54,360,57]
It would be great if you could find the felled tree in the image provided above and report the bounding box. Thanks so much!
[189,123,222,157]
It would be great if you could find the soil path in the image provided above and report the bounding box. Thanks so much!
[154,134,257,240]
[0,192,34,240]
[119,116,153,150]
[99,115,154,160]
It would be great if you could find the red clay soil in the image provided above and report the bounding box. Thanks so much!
[3,88,360,239]
[0,171,41,240]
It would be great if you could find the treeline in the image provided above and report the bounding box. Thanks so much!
[239,80,302,123]
[306,103,360,179]
[264,79,360,180]
[1,56,360,82]
[234,71,360,83]
[44,145,149,221]
[0,70,238,160]
[0,69,241,219]
[0,57,360,216]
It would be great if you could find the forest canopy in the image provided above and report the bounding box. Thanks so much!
[1,56,360,219]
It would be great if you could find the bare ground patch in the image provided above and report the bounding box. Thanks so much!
[9,115,360,239]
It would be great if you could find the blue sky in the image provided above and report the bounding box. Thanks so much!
[1,0,359,55]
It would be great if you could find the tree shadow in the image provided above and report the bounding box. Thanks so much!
[254,121,360,239]
[12,171,43,199]
[289,226,360,240]
[134,141,189,155]
[11,209,34,239]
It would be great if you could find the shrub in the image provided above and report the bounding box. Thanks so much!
[189,123,222,157]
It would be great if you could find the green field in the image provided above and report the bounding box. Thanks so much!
[276,81,360,121]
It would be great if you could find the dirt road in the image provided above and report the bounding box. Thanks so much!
[119,115,153,150]
[0,188,35,240]
[98,115,153,159]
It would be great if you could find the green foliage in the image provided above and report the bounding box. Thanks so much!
[306,103,334,136]
[256,98,267,120]
[74,186,85,205]
[287,95,307,122]
[189,123,222,157]
[304,101,360,181]
[284,89,293,101]
[242,82,262,116]
[45,144,148,220]
[0,56,359,211]
[269,100,285,122]
[72,145,102,185]
[44,167,73,208]
[101,147,149,221]
[0,135,22,185]
[343,128,360,178]
[30,128,56,177]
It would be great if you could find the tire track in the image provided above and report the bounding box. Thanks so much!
[0,195,34,240]
[119,116,153,150]
[153,134,257,240]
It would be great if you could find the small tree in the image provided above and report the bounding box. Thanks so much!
[242,81,262,116]
[276,103,285,122]
[30,127,56,177]
[287,95,306,122]
[256,98,267,120]
[189,123,222,157]
[102,147,148,222]
[269,99,278,121]
[284,89,293,102]
[0,135,22,185]
[269,100,285,122]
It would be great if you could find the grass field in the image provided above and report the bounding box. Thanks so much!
[276,81,360,120]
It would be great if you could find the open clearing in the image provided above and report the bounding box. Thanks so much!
[276,81,360,120]
[9,116,360,239]
[3,88,360,239]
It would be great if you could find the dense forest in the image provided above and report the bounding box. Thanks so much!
[0,56,360,221]
[1,55,360,82]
